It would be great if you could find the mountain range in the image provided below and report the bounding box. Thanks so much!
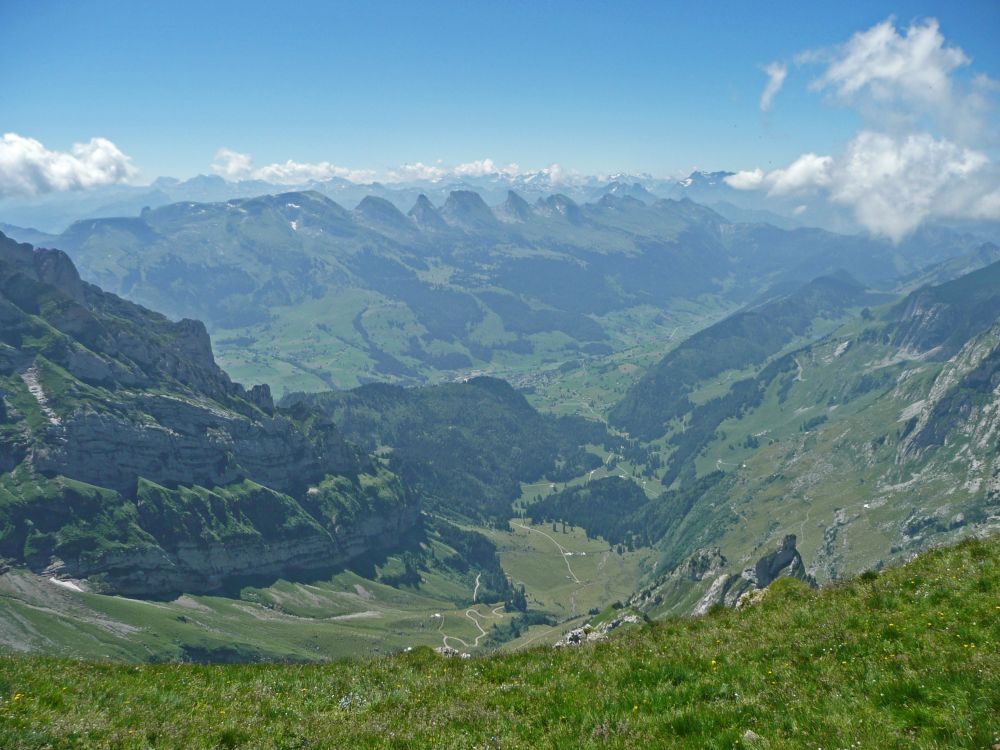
[1,182,1000,661]
[2,188,995,397]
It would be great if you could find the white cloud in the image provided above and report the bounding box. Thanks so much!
[724,169,765,190]
[808,17,995,144]
[211,149,376,184]
[384,162,449,182]
[724,154,832,195]
[814,18,967,103]
[726,130,996,241]
[966,187,1000,220]
[211,148,254,180]
[253,159,376,184]
[542,163,567,185]
[0,133,138,197]
[766,153,833,195]
[732,17,1000,240]
[830,131,989,240]
[452,158,520,178]
[211,152,530,185]
[759,62,788,112]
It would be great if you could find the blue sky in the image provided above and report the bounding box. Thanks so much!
[2,0,999,181]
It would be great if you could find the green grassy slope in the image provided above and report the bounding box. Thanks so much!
[0,536,502,663]
[2,535,997,749]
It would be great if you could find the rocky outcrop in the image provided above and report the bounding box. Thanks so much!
[692,535,816,615]
[888,259,1000,361]
[31,396,357,498]
[45,497,420,597]
[626,546,727,613]
[0,236,85,303]
[554,612,642,648]
[672,547,727,582]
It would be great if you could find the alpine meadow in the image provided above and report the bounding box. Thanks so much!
[1,2,999,748]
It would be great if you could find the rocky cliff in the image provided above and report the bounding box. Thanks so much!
[690,535,816,615]
[628,536,816,617]
[0,232,420,596]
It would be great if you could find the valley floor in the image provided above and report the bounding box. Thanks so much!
[2,535,997,749]
[0,521,650,662]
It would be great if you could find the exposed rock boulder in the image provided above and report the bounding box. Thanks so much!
[693,534,816,615]
[554,612,642,648]
[673,547,727,582]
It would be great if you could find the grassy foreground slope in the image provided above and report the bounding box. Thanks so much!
[3,536,998,749]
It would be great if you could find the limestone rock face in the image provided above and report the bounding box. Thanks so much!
[45,501,421,597]
[30,395,356,498]
[692,534,816,615]
[0,233,418,597]
[0,238,86,303]
[674,547,727,582]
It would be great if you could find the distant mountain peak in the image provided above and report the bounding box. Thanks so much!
[678,170,735,189]
[498,190,534,222]
[354,195,415,233]
[535,194,585,224]
[441,190,499,229]
[407,194,449,231]
[599,181,657,204]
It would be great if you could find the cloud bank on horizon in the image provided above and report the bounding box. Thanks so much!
[730,17,1000,240]
[2,17,997,242]
[209,149,538,185]
[0,133,137,198]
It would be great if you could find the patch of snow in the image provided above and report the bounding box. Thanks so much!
[20,367,61,426]
[48,578,83,592]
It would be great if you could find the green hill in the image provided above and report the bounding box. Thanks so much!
[284,377,606,522]
[612,261,1000,611]
[2,535,997,749]
[609,272,879,442]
